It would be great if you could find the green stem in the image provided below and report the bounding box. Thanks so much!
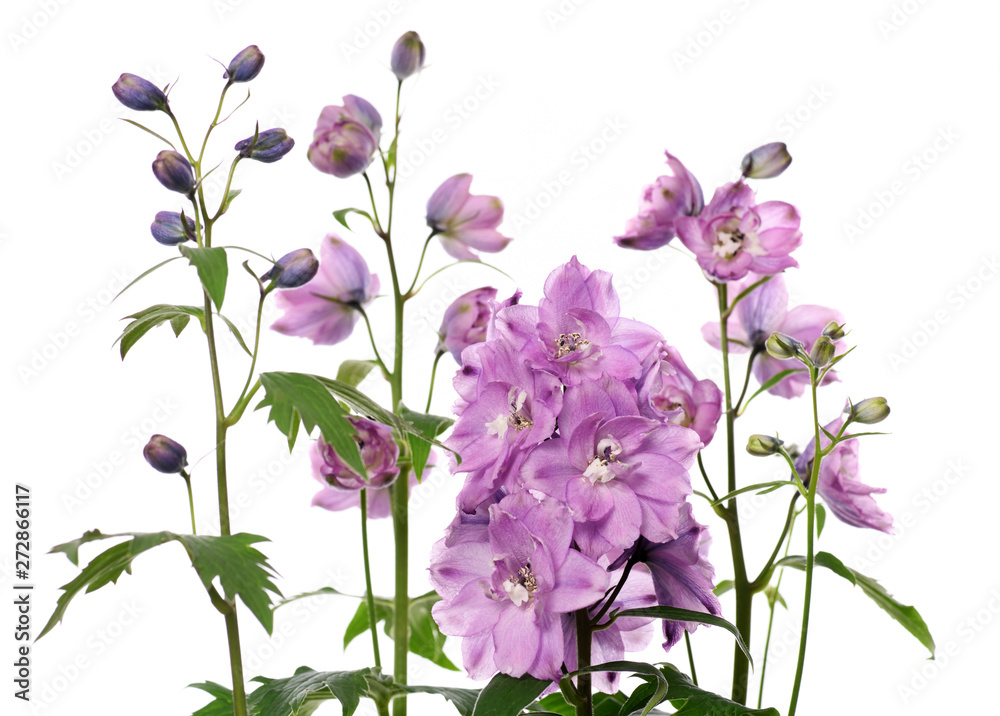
[787,375,822,716]
[716,282,751,705]
[696,452,719,503]
[758,509,798,709]
[181,470,197,534]
[357,306,390,378]
[574,609,594,716]
[684,632,699,686]
[733,347,762,415]
[232,291,266,417]
[363,172,385,236]
[425,351,444,413]
[404,232,437,298]
[360,490,382,669]
[750,493,800,592]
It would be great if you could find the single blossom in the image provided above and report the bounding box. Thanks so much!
[308,95,382,178]
[796,412,893,534]
[271,234,379,345]
[437,287,498,363]
[426,174,512,260]
[676,181,801,281]
[309,417,399,514]
[431,491,609,681]
[638,344,722,447]
[614,151,704,250]
[702,273,844,398]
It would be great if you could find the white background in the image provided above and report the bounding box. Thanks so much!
[4,1,998,715]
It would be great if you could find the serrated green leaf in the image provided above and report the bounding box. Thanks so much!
[400,684,480,716]
[612,607,752,666]
[333,207,376,232]
[471,673,550,716]
[777,551,935,656]
[399,404,454,481]
[816,503,827,538]
[115,304,205,360]
[655,663,779,715]
[180,245,229,310]
[217,312,253,356]
[41,531,280,639]
[337,359,379,388]
[256,372,365,477]
[249,666,374,716]
[189,681,233,716]
[568,662,666,716]
[344,592,458,671]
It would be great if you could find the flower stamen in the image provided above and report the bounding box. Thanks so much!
[555,332,590,358]
[504,564,538,607]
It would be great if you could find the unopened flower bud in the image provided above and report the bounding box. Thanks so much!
[225,45,264,83]
[152,150,196,195]
[741,142,792,179]
[390,31,426,80]
[262,249,320,288]
[112,73,168,112]
[810,335,836,368]
[437,287,498,362]
[822,320,847,341]
[765,331,804,360]
[143,434,188,474]
[846,397,890,425]
[747,434,784,456]
[234,128,295,163]
[150,211,195,246]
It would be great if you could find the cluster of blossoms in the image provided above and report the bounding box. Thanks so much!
[429,257,725,684]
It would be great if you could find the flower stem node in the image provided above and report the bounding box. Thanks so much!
[746,434,784,457]
[152,150,196,196]
[112,73,168,112]
[741,142,792,179]
[845,397,890,425]
[390,31,426,81]
[765,331,805,361]
[150,211,195,246]
[143,434,188,474]
[225,45,265,84]
[261,249,320,289]
[809,335,836,368]
[235,128,295,163]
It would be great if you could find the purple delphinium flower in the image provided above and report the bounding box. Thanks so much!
[614,152,704,251]
[310,417,399,491]
[426,174,512,260]
[271,234,379,345]
[638,343,722,447]
[308,95,382,178]
[702,273,844,398]
[796,412,893,534]
[431,491,610,680]
[437,287,498,363]
[676,181,801,281]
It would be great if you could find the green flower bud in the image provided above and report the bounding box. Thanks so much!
[747,434,784,456]
[810,335,836,368]
[822,320,846,341]
[741,142,792,179]
[846,397,890,425]
[765,331,804,361]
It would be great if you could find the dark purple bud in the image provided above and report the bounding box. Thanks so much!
[741,142,792,179]
[390,31,426,81]
[262,249,319,288]
[225,45,264,83]
[234,128,295,163]
[150,211,195,245]
[152,150,196,195]
[112,73,168,112]
[143,434,188,474]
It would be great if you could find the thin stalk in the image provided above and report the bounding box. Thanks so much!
[181,470,197,534]
[750,493,800,592]
[425,351,444,413]
[733,347,762,415]
[696,452,720,503]
[758,510,797,709]
[716,282,751,705]
[404,232,437,298]
[787,376,823,716]
[363,172,385,235]
[684,632,699,686]
[232,291,266,416]
[357,306,390,378]
[574,609,594,716]
[360,490,382,669]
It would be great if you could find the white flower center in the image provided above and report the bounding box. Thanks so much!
[712,217,765,259]
[504,565,538,607]
[485,387,532,439]
[583,437,625,484]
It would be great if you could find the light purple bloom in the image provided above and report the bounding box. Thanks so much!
[426,174,512,260]
[702,273,844,399]
[676,181,801,281]
[308,95,382,178]
[638,344,722,447]
[615,152,704,251]
[437,287,498,363]
[271,234,379,345]
[796,412,893,534]
[310,417,399,490]
[431,491,610,681]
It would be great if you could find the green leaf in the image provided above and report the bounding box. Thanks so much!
[249,666,374,716]
[612,607,752,666]
[816,503,827,538]
[399,404,455,480]
[471,673,550,716]
[764,585,787,610]
[189,681,234,716]
[738,368,806,415]
[220,188,242,215]
[568,662,666,716]
[115,304,205,360]
[113,256,183,301]
[216,312,253,357]
[40,530,281,639]
[386,136,398,171]
[776,551,935,656]
[333,207,376,232]
[273,586,348,610]
[713,579,734,597]
[656,663,779,715]
[120,117,177,150]
[180,245,229,310]
[344,592,458,671]
[337,359,379,388]
[711,480,799,506]
[400,684,481,716]
[257,372,365,476]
